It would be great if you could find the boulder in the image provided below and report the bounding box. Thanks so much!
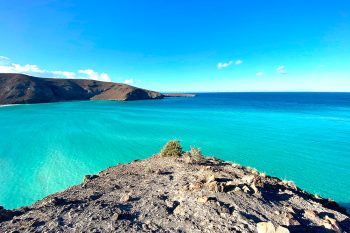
[242,175,255,185]
[276,226,290,233]
[189,182,202,191]
[257,222,290,233]
[323,215,342,232]
[206,174,216,183]
[207,181,219,192]
[120,193,131,202]
[303,209,318,220]
[242,185,251,193]
[197,196,208,204]
[257,221,275,233]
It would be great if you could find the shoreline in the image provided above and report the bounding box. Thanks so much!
[163,93,196,97]
[0,104,19,107]
[1,151,349,232]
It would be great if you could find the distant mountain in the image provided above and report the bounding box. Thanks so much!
[0,73,163,105]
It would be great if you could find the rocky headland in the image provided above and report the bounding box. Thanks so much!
[0,142,349,232]
[0,73,163,105]
[163,93,196,97]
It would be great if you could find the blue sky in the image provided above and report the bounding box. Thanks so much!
[0,0,349,92]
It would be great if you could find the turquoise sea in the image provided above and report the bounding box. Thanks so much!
[0,92,350,210]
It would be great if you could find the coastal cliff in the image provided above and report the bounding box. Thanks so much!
[0,73,163,105]
[0,146,349,232]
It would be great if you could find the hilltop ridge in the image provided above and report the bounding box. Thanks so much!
[0,73,163,105]
[0,149,348,232]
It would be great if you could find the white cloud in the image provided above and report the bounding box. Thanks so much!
[217,59,243,69]
[52,71,77,79]
[277,65,287,74]
[124,78,134,85]
[235,59,243,65]
[0,55,111,81]
[78,69,111,82]
[0,63,45,74]
[217,61,233,69]
[99,73,111,82]
[256,71,264,76]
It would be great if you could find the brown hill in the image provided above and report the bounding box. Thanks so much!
[0,73,163,105]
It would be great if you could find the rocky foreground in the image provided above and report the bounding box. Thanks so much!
[0,73,163,105]
[0,154,349,232]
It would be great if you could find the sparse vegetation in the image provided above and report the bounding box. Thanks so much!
[160,140,183,157]
[184,146,205,164]
[189,147,205,163]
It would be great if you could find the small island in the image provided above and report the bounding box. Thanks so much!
[0,141,348,232]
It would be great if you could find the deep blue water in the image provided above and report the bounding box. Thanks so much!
[0,92,350,209]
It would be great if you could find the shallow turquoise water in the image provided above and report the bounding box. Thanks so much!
[0,93,350,209]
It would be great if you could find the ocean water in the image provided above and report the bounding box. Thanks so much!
[0,92,350,210]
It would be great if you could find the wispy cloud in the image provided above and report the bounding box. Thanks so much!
[0,56,11,65]
[217,61,233,69]
[217,59,243,69]
[123,78,134,85]
[0,56,111,82]
[277,65,287,74]
[256,71,264,76]
[235,60,243,65]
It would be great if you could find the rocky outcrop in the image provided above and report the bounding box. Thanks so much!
[0,154,349,232]
[0,73,163,105]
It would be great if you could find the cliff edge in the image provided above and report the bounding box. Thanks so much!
[0,147,349,232]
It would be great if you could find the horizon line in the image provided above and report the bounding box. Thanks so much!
[161,90,350,93]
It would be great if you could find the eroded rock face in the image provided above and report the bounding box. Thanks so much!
[0,73,163,105]
[0,155,349,232]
